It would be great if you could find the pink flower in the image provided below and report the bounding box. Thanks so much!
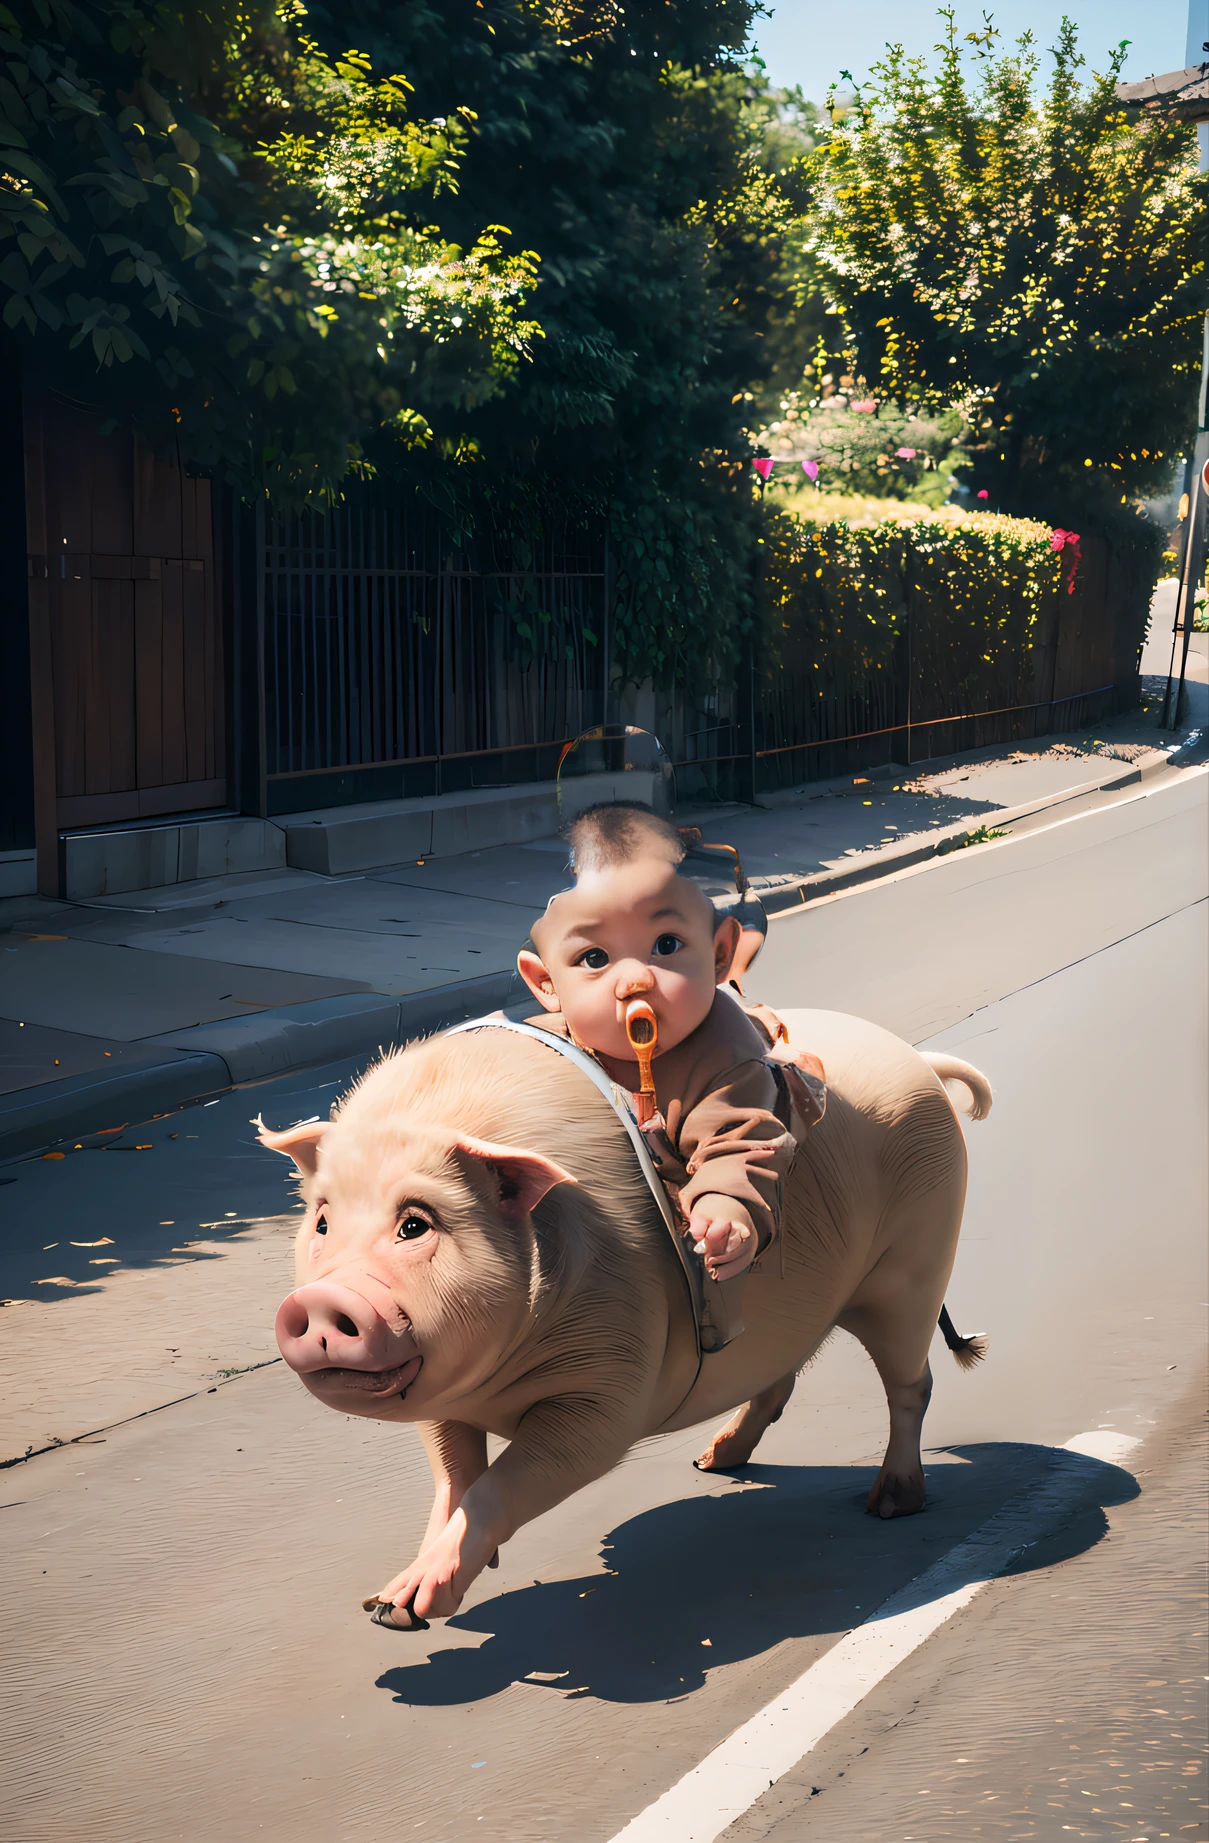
[895,447,917,460]
[802,459,820,480]
[1050,530,1082,592]
[752,457,774,481]
[977,489,989,500]
[851,399,877,413]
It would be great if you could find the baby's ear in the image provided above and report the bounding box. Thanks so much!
[517,947,562,1013]
[712,913,741,983]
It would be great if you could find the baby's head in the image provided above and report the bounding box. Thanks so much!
[517,804,739,1062]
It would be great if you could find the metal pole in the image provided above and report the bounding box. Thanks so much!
[1161,453,1195,727]
[1164,3,1209,728]
[1168,436,1209,727]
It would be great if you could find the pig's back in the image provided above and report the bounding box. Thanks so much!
[652,1007,968,1433]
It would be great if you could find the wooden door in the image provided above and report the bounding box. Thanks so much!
[24,393,226,840]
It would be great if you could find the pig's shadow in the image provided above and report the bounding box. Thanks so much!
[375,1444,1137,1708]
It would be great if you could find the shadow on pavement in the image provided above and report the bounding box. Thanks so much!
[375,1445,1138,1710]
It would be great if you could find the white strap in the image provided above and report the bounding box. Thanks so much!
[443,1015,705,1365]
[443,1016,680,1238]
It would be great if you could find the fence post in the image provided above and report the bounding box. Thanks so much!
[253,500,269,819]
[602,527,612,729]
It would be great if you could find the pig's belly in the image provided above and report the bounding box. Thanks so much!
[649,1260,852,1436]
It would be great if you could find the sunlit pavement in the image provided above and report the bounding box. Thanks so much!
[0,770,1205,1843]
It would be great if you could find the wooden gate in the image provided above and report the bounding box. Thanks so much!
[24,393,225,874]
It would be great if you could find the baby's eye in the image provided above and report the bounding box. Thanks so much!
[577,947,609,970]
[314,1212,328,1236]
[397,1214,431,1242]
[653,933,683,957]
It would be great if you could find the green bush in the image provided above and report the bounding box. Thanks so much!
[761,495,1069,713]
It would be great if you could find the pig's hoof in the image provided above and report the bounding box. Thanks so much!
[864,1468,926,1519]
[363,1596,429,1632]
[694,1426,756,1472]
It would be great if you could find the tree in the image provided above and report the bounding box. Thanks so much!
[0,0,539,495]
[801,10,1209,524]
[3,0,793,682]
[318,0,786,681]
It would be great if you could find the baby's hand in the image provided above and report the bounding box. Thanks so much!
[688,1195,758,1283]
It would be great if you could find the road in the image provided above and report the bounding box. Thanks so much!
[1,769,1205,1843]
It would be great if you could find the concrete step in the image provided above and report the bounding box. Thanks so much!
[63,816,286,901]
[281,771,658,875]
[57,770,662,895]
[0,850,35,899]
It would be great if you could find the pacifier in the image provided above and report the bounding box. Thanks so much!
[624,998,659,1125]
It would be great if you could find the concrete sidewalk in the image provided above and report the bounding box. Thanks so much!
[2,661,1205,1164]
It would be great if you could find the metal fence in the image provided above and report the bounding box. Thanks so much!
[253,495,1141,817]
[260,498,608,814]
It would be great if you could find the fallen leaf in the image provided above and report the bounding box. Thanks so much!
[701,1638,712,1647]
[71,1238,114,1247]
[35,1277,78,1287]
[41,1152,65,1162]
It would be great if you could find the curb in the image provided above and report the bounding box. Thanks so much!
[754,746,1181,916]
[0,1051,231,1164]
[1,970,515,1164]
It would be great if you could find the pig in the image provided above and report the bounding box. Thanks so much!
[262,1008,990,1630]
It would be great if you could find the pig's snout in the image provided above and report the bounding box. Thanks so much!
[275,1281,403,1375]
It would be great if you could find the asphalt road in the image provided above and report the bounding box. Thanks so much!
[1,769,1205,1843]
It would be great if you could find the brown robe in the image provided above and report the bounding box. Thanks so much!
[528,989,802,1261]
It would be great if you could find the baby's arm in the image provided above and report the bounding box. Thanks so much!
[677,1059,796,1281]
[688,1192,758,1282]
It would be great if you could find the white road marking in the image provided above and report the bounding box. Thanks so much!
[606,1431,1142,1842]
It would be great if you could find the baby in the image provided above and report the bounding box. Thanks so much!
[516,803,797,1285]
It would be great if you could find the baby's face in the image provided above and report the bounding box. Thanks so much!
[523,858,727,1062]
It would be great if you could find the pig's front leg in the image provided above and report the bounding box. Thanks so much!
[373,1394,637,1627]
[416,1420,489,1552]
[366,1420,491,1630]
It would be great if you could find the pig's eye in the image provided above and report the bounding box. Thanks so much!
[576,946,609,970]
[396,1213,431,1242]
[314,1213,328,1236]
[653,932,683,956]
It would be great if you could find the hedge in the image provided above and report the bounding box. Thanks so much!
[762,495,1072,703]
[744,493,1160,791]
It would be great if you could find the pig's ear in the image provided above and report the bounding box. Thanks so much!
[255,1115,328,1177]
[454,1134,577,1219]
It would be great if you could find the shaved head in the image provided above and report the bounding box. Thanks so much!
[565,803,684,877]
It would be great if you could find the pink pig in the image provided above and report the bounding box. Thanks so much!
[263,1011,990,1630]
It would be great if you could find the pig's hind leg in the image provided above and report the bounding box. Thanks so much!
[839,1095,968,1519]
[694,1371,796,1472]
[836,1218,959,1517]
